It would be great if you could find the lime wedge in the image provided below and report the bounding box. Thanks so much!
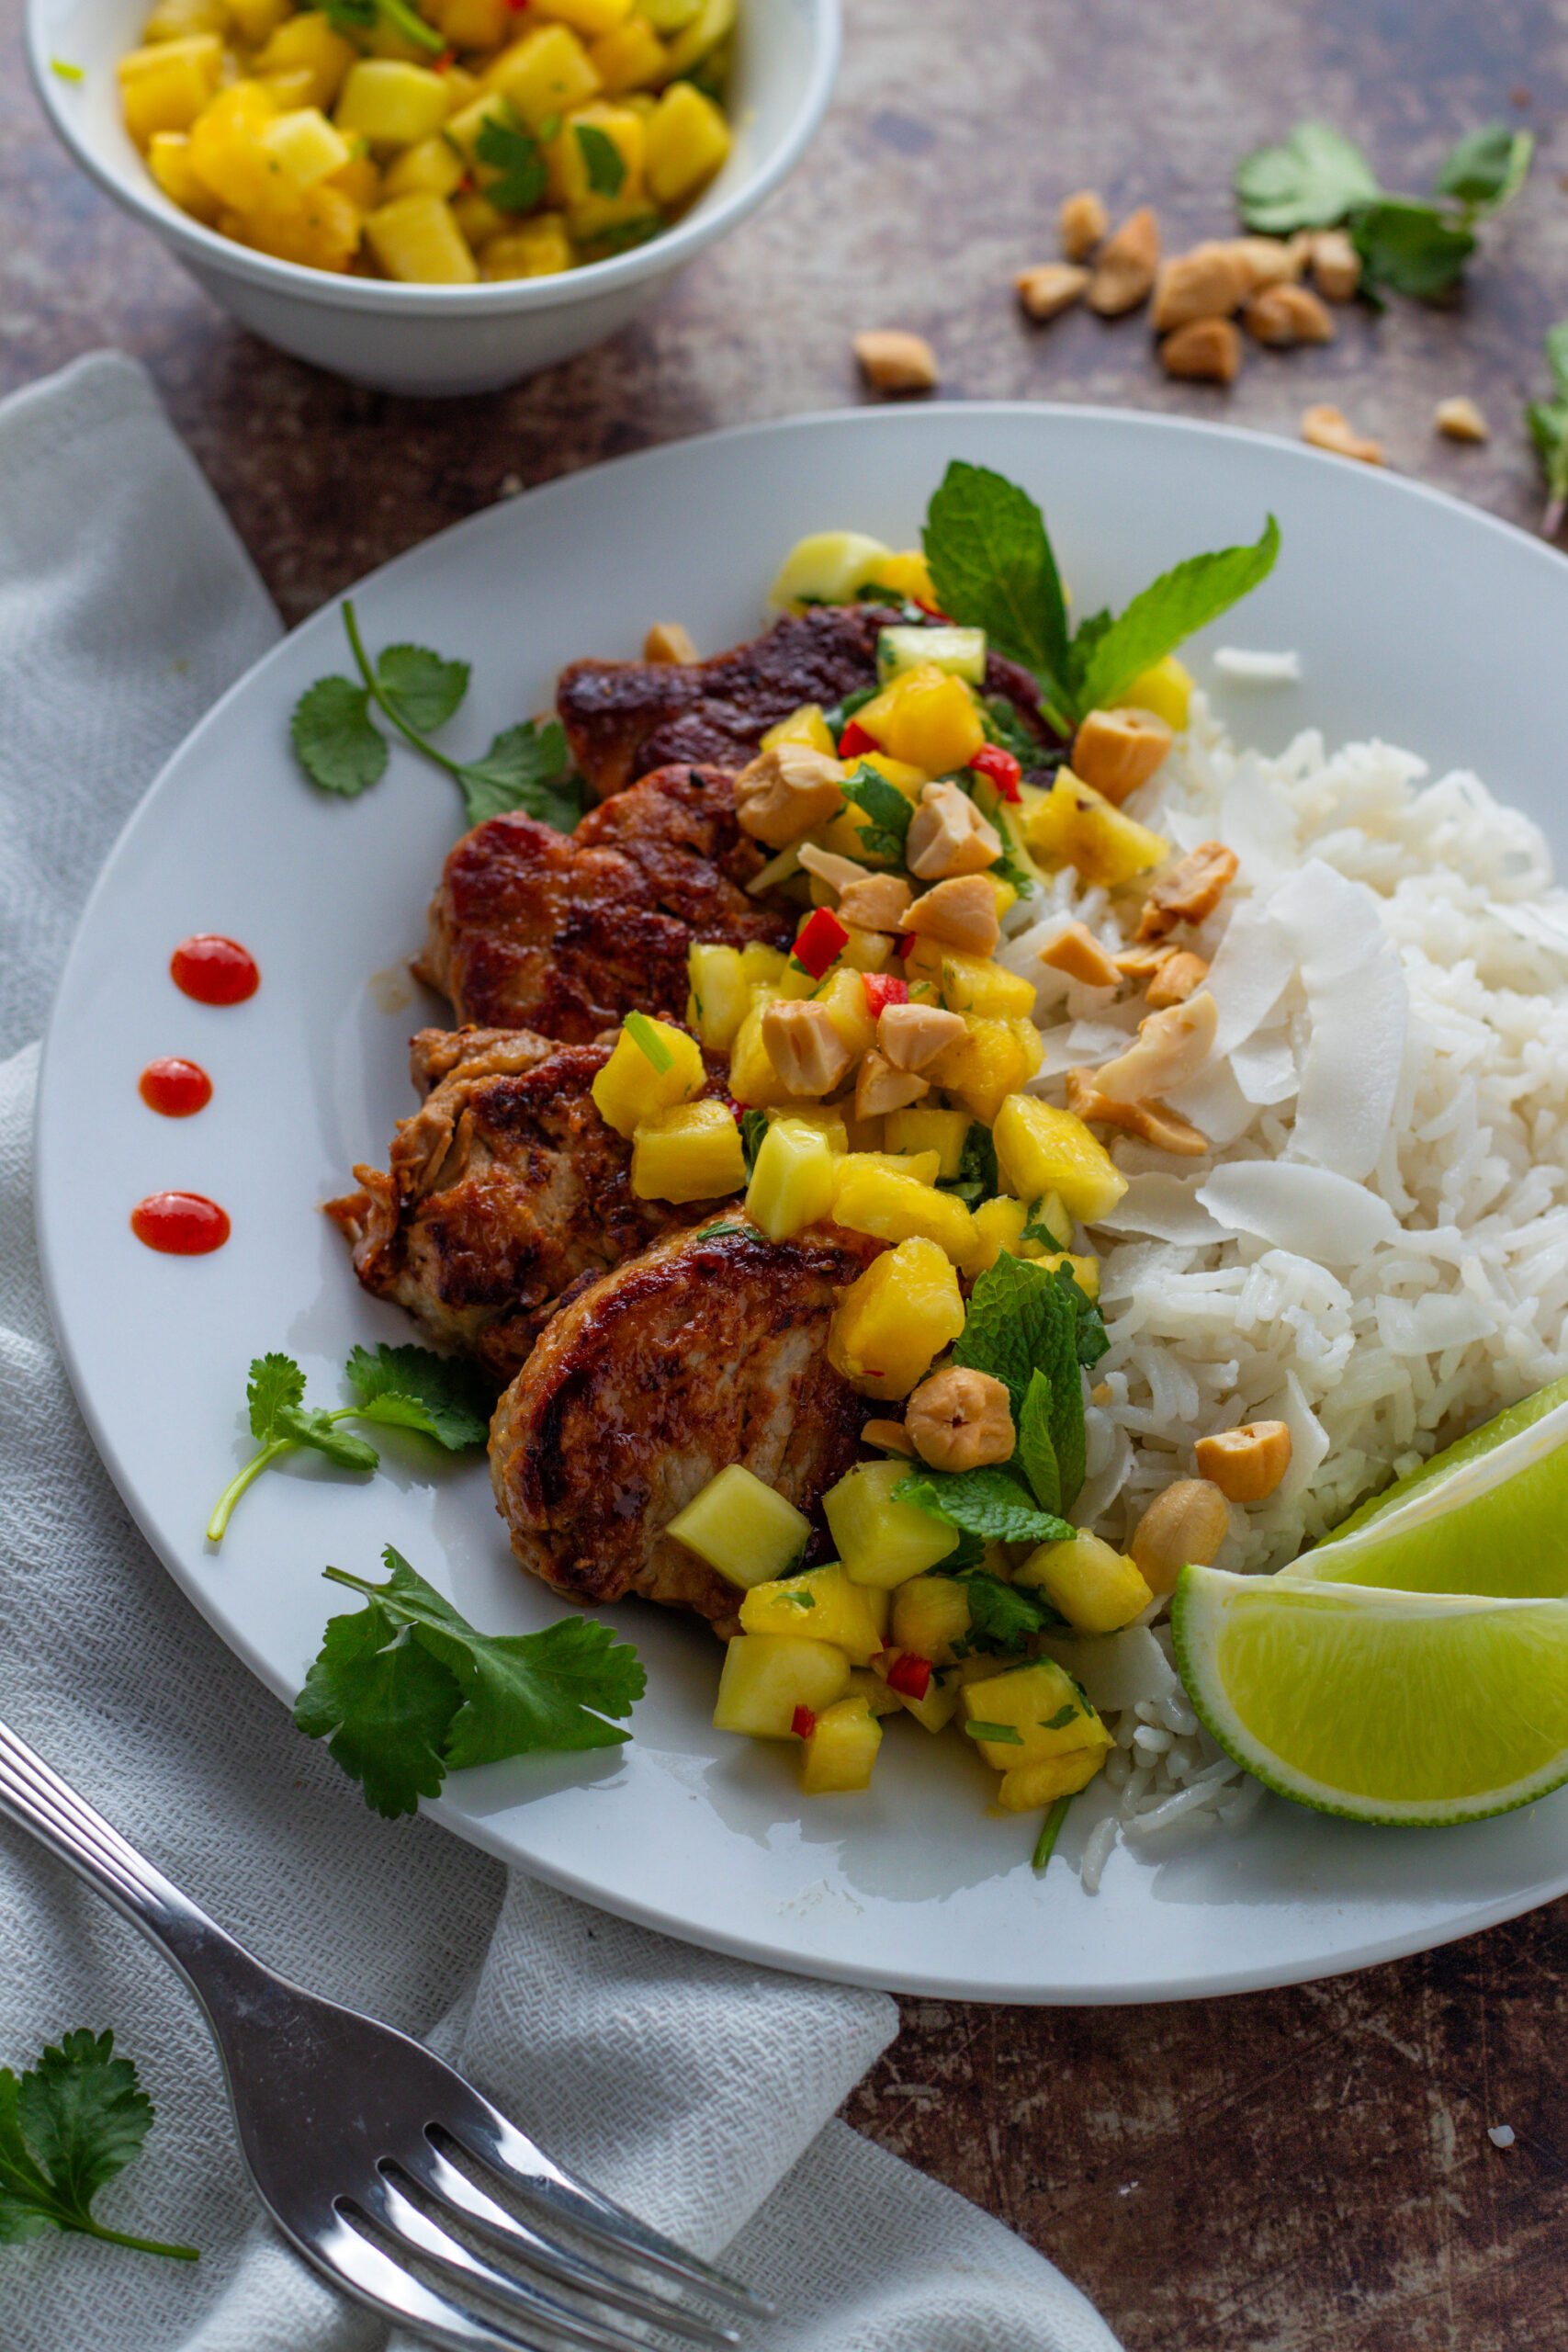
[1291,1375,1568,1599]
[1173,1566,1568,1824]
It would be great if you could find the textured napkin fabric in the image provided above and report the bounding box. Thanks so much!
[0,352,1120,2352]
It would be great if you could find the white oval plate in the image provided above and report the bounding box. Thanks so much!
[36,404,1568,2004]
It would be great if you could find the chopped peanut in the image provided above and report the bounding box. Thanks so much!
[1088,205,1160,315]
[1301,403,1382,465]
[855,1048,929,1119]
[1145,948,1209,1008]
[734,742,847,848]
[1194,1419,1293,1503]
[1130,1478,1230,1594]
[1436,395,1489,444]
[762,999,853,1096]
[1244,282,1334,346]
[1304,228,1360,300]
[906,779,1002,880]
[1016,262,1089,320]
[1159,317,1242,384]
[906,1366,1016,1473]
[642,621,698,664]
[1039,920,1122,989]
[1152,242,1252,331]
[1231,235,1303,292]
[1111,942,1178,983]
[837,871,913,932]
[1066,1071,1210,1155]
[1136,841,1239,941]
[1058,187,1109,259]
[1071,706,1173,805]
[879,1000,967,1072]
[853,329,938,394]
[862,1417,915,1455]
[902,873,1001,956]
[1090,991,1217,1104]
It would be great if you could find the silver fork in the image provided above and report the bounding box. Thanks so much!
[0,1715,772,2352]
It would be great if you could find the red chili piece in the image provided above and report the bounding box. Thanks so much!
[139,1057,212,1117]
[861,974,908,1018]
[913,598,953,623]
[885,1650,932,1701]
[895,931,917,960]
[130,1192,231,1255]
[838,719,878,759]
[170,934,259,1006]
[791,1704,817,1740]
[970,743,1022,802]
[792,907,849,980]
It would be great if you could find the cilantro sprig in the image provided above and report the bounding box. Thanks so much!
[922,463,1278,738]
[207,1344,491,1544]
[291,601,590,833]
[310,0,443,51]
[294,1547,645,1816]
[840,763,913,861]
[1528,322,1568,539]
[474,105,547,212]
[0,2030,197,2262]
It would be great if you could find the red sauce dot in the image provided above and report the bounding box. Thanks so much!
[171,934,258,1006]
[139,1057,212,1117]
[131,1193,231,1255]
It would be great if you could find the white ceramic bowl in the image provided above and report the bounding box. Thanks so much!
[27,0,838,394]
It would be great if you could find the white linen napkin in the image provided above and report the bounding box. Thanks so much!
[0,352,1120,2352]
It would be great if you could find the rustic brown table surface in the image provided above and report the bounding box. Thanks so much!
[6,0,1568,2345]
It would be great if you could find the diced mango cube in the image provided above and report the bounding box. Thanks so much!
[855,664,986,775]
[745,1116,836,1240]
[1110,653,1192,733]
[863,548,937,605]
[993,1094,1127,1224]
[645,75,729,205]
[827,1238,965,1402]
[685,942,748,1051]
[1015,1532,1152,1634]
[713,1634,851,1737]
[487,22,603,129]
[995,1745,1109,1811]
[147,129,220,220]
[480,215,575,275]
[591,1014,705,1136]
[830,1160,979,1269]
[927,1016,1036,1127]
[740,1565,886,1664]
[334,59,453,147]
[800,1694,882,1793]
[118,32,223,145]
[630,1098,744,1202]
[667,1464,810,1589]
[814,967,876,1065]
[1023,771,1167,889]
[254,11,355,108]
[363,190,478,280]
[761,702,836,757]
[962,1657,1111,1771]
[186,79,278,209]
[382,132,466,200]
[259,105,351,187]
[890,1572,971,1667]
[589,13,669,91]
[924,947,1036,1022]
[883,1106,970,1178]
[824,1455,960,1589]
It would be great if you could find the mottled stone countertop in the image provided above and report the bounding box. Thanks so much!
[6,0,1568,2342]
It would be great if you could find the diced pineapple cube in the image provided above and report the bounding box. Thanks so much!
[334,59,453,147]
[1023,771,1167,889]
[727,1000,794,1109]
[1015,1532,1153,1634]
[259,105,351,187]
[969,1193,1027,1272]
[234,176,362,271]
[740,942,789,988]
[1110,652,1192,733]
[118,33,223,146]
[827,1238,965,1402]
[995,1745,1109,1812]
[591,1013,705,1136]
[834,926,893,976]
[589,13,668,91]
[740,1564,885,1664]
[745,1116,835,1240]
[893,1665,962,1733]
[1038,1250,1100,1300]
[854,664,986,775]
[486,22,603,129]
[760,702,836,757]
[766,531,890,614]
[814,967,876,1065]
[254,11,355,107]
[382,132,466,199]
[840,1148,940,1187]
[480,215,575,275]
[768,1102,848,1154]
[630,1098,744,1202]
[141,0,224,41]
[800,1694,881,1793]
[862,548,936,605]
[363,190,478,281]
[993,1093,1127,1224]
[824,1455,959,1588]
[713,1634,851,1737]
[883,1106,970,1177]
[830,1160,979,1269]
[644,76,729,205]
[427,0,511,47]
[226,0,290,40]
[147,129,220,219]
[533,0,634,28]
[451,188,507,246]
[329,145,381,209]
[660,0,732,73]
[668,1463,810,1589]
[926,1016,1035,1127]
[186,79,278,209]
[685,942,749,1050]
[928,949,1036,1022]
[890,1572,970,1666]
[557,98,645,204]
[846,1666,903,1718]
[961,1658,1111,1771]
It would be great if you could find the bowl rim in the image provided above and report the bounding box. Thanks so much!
[25,0,840,315]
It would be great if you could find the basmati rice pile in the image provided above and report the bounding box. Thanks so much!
[996,692,1568,1887]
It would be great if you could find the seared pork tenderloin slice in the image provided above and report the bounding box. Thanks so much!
[490,1217,883,1637]
[326,1027,733,1385]
[418,761,795,1038]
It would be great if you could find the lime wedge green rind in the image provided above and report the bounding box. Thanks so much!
[1172,1565,1568,1827]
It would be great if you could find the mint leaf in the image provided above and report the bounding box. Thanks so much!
[953,1253,1071,1420]
[953,1569,1064,1654]
[1017,1368,1062,1517]
[375,644,469,734]
[457,718,588,832]
[290,675,388,797]
[247,1351,305,1442]
[1234,120,1380,233]
[923,461,1070,715]
[897,1466,1074,1545]
[0,2030,197,2260]
[474,106,547,212]
[343,1343,491,1451]
[1074,515,1280,714]
[1352,199,1474,300]
[841,763,911,861]
[937,1120,998,1209]
[294,1592,461,1819]
[575,120,626,197]
[1434,123,1532,215]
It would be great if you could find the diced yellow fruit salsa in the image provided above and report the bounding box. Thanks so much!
[600,530,1201,1831]
[116,0,734,281]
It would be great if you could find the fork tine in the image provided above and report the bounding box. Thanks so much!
[308,2210,561,2352]
[358,2173,681,2352]
[445,2101,773,2323]
[405,2138,739,2347]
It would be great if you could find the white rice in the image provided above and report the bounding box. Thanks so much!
[998,695,1568,1879]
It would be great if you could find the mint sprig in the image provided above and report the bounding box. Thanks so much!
[0,2030,197,2262]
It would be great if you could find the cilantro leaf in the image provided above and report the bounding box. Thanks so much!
[474,106,547,212]
[0,2031,197,2260]
[897,1465,1074,1546]
[457,718,589,832]
[937,1120,998,1209]
[294,1591,461,1818]
[840,763,912,861]
[923,461,1071,718]
[953,1569,1065,1655]
[1073,515,1280,715]
[290,675,388,797]
[982,692,1056,768]
[1529,322,1568,537]
[1017,1368,1062,1517]
[274,1407,380,1472]
[574,120,626,197]
[1351,199,1474,300]
[739,1107,770,1173]
[1234,120,1380,233]
[343,1342,491,1450]
[376,643,469,734]
[247,1351,306,1442]
[1434,123,1532,216]
[313,0,442,49]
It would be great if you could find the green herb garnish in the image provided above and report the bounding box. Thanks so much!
[207,1345,490,1544]
[937,1120,999,1209]
[1528,322,1568,539]
[294,1546,645,1817]
[574,121,626,197]
[963,1720,1024,1745]
[49,56,84,80]
[739,1107,770,1173]
[841,762,913,861]
[949,1569,1064,1656]
[311,0,443,51]
[1032,1793,1073,1871]
[0,2031,197,2262]
[475,104,547,212]
[1042,1702,1081,1731]
[624,1010,674,1073]
[1233,120,1380,232]
[897,1465,1074,1547]
[291,600,589,832]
